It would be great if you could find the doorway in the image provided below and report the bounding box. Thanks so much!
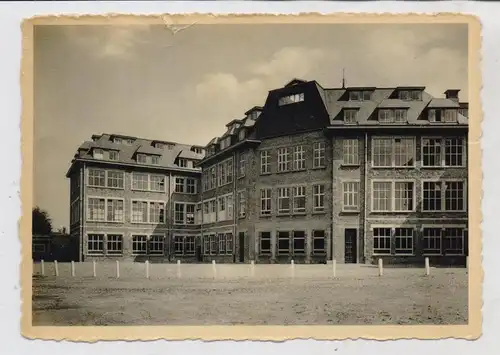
[344,229,358,263]
[238,232,245,262]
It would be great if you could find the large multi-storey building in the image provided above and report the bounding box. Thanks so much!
[67,78,469,265]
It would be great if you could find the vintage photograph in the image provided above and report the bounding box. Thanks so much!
[23,15,481,339]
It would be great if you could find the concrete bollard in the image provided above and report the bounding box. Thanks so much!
[250,260,255,277]
[291,260,295,278]
[176,260,181,278]
[116,260,120,279]
[92,260,96,277]
[145,260,150,279]
[41,260,45,276]
[71,261,75,277]
[378,258,383,276]
[332,259,337,278]
[54,260,59,277]
[425,257,430,276]
[212,260,217,278]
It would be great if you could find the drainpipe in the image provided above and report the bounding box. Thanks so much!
[232,152,237,262]
[363,132,368,264]
[168,171,172,261]
[80,162,85,262]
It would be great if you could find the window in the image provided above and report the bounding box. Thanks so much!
[175,203,185,224]
[292,231,306,255]
[217,159,233,186]
[175,178,185,193]
[394,109,408,123]
[106,235,122,255]
[293,146,306,170]
[444,227,465,255]
[372,137,415,167]
[277,231,291,255]
[410,91,422,101]
[423,228,442,255]
[93,149,104,160]
[125,138,134,145]
[399,90,422,101]
[203,235,210,255]
[260,189,272,216]
[136,154,147,164]
[209,167,216,189]
[218,233,226,254]
[87,234,104,255]
[87,198,105,221]
[373,228,391,254]
[88,169,106,187]
[423,181,465,212]
[154,142,165,149]
[343,139,359,165]
[175,177,197,194]
[131,173,149,191]
[278,148,292,172]
[278,93,304,106]
[185,236,196,255]
[343,182,359,211]
[150,175,165,192]
[178,159,187,168]
[186,178,197,194]
[151,156,160,165]
[313,184,325,212]
[149,202,165,224]
[131,201,148,223]
[312,230,326,254]
[239,129,246,141]
[278,187,291,214]
[186,204,195,225]
[149,235,164,255]
[293,186,306,214]
[210,234,217,255]
[349,91,372,101]
[378,109,394,123]
[109,151,119,161]
[422,137,465,167]
[174,236,184,255]
[444,109,458,123]
[344,109,357,124]
[225,233,233,255]
[259,232,272,255]
[239,152,246,177]
[106,199,124,222]
[107,171,124,189]
[429,109,458,123]
[202,171,209,192]
[238,191,246,218]
[33,244,46,253]
[260,150,271,174]
[313,142,326,168]
[132,235,147,255]
[394,228,414,255]
[372,181,414,212]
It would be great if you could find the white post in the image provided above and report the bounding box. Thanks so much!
[116,260,120,279]
[212,260,217,278]
[41,260,45,276]
[250,260,255,277]
[378,258,383,276]
[291,260,295,278]
[425,257,430,276]
[177,260,181,278]
[71,261,75,277]
[54,260,59,277]
[92,260,96,277]
[332,259,337,278]
[145,260,150,279]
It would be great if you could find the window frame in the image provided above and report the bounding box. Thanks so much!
[421,137,466,168]
[342,181,360,212]
[131,199,167,224]
[259,231,272,255]
[313,142,326,168]
[87,196,125,223]
[421,179,467,212]
[87,234,105,255]
[312,184,325,213]
[370,180,416,213]
[260,150,271,174]
[342,139,360,166]
[260,188,272,216]
[371,136,416,168]
[88,168,125,189]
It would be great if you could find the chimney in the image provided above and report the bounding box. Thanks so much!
[444,89,460,103]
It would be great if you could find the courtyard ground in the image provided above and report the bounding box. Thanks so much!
[31,262,468,326]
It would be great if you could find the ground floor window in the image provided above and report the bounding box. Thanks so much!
[373,228,391,255]
[277,231,291,255]
[292,231,306,255]
[203,235,210,255]
[259,232,272,255]
[225,233,233,255]
[209,234,217,255]
[394,228,414,255]
[423,228,442,255]
[132,235,148,255]
[443,227,465,255]
[106,234,123,255]
[33,243,46,253]
[149,235,164,255]
[174,236,184,255]
[218,233,226,254]
[185,236,196,255]
[87,234,104,255]
[312,230,326,254]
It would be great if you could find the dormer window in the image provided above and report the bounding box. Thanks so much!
[458,108,468,117]
[113,137,123,144]
[349,91,372,101]
[278,93,304,106]
[399,90,422,101]
[93,149,104,160]
[378,109,408,124]
[239,129,246,141]
[151,156,160,165]
[191,146,204,155]
[429,109,457,123]
[136,154,147,164]
[394,109,408,123]
[125,139,135,145]
[444,109,458,123]
[154,142,165,149]
[220,137,232,150]
[178,158,187,168]
[109,151,119,161]
[249,111,260,120]
[344,109,358,124]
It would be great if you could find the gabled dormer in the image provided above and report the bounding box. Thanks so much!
[391,86,425,101]
[190,145,204,155]
[245,106,263,121]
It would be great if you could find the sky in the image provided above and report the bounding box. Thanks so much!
[33,23,468,229]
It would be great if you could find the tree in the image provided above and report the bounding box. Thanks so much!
[32,207,53,235]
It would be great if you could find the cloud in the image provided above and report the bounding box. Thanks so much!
[64,26,152,59]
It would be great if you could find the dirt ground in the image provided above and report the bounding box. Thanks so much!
[31,263,468,326]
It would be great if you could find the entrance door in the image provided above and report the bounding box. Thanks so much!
[238,232,245,262]
[344,229,357,263]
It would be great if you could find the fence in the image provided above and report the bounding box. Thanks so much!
[32,257,463,280]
